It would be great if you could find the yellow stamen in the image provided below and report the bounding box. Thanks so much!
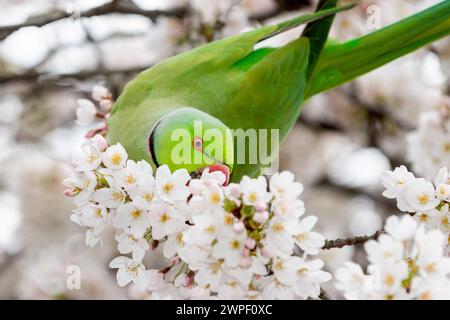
[417,194,429,205]
[110,153,122,165]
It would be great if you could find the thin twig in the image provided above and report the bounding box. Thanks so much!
[0,66,147,85]
[0,1,187,40]
[319,288,333,300]
[322,231,382,250]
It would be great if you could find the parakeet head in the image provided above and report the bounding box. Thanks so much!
[149,107,234,184]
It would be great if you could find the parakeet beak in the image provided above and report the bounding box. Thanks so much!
[206,163,230,186]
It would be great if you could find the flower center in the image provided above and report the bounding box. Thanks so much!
[111,153,122,165]
[274,260,284,271]
[296,233,308,241]
[248,193,258,203]
[417,193,429,205]
[126,174,135,184]
[224,214,234,225]
[272,222,285,233]
[177,233,184,246]
[384,274,395,286]
[127,265,139,277]
[160,212,169,223]
[87,154,98,164]
[143,192,153,201]
[94,208,103,218]
[298,267,309,275]
[131,210,142,219]
[230,240,240,250]
[204,225,216,234]
[443,143,450,153]
[210,193,221,204]
[112,191,124,202]
[163,183,174,193]
[441,217,449,228]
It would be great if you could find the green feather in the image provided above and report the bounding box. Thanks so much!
[306,0,450,97]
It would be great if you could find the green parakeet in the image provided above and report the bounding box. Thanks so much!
[108,0,450,183]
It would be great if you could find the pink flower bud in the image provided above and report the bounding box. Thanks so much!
[229,184,241,198]
[242,248,250,257]
[92,85,112,102]
[255,202,267,212]
[239,257,252,268]
[76,99,97,126]
[233,221,245,233]
[91,134,108,151]
[253,211,269,224]
[99,99,113,113]
[261,246,272,258]
[245,238,256,250]
[63,189,75,197]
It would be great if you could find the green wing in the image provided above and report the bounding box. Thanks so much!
[110,2,354,115]
[224,38,310,181]
[306,0,450,98]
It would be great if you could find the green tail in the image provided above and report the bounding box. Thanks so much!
[301,0,338,79]
[305,0,450,98]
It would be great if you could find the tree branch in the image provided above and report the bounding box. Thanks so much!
[0,66,147,86]
[0,1,187,40]
[322,231,382,250]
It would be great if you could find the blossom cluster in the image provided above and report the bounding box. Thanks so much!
[335,214,450,299]
[64,138,330,299]
[381,165,450,250]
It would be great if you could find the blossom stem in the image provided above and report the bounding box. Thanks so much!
[322,231,382,250]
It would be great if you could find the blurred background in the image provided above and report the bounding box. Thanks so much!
[0,0,448,299]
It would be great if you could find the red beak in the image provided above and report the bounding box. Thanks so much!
[207,164,230,186]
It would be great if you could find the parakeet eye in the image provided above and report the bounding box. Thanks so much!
[193,137,203,151]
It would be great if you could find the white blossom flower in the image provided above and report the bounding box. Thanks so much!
[292,215,325,255]
[114,160,152,191]
[92,186,126,209]
[335,262,366,299]
[293,259,331,300]
[63,171,97,205]
[194,258,227,291]
[212,226,247,268]
[163,228,187,259]
[148,202,183,240]
[404,178,440,212]
[240,176,272,206]
[259,276,295,300]
[73,141,102,172]
[75,99,97,126]
[384,214,417,242]
[381,165,415,199]
[129,164,156,210]
[90,134,108,152]
[435,167,450,200]
[116,229,150,262]
[155,165,190,203]
[217,280,246,300]
[364,234,404,265]
[269,171,304,200]
[102,143,128,170]
[109,256,149,291]
[114,202,149,238]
